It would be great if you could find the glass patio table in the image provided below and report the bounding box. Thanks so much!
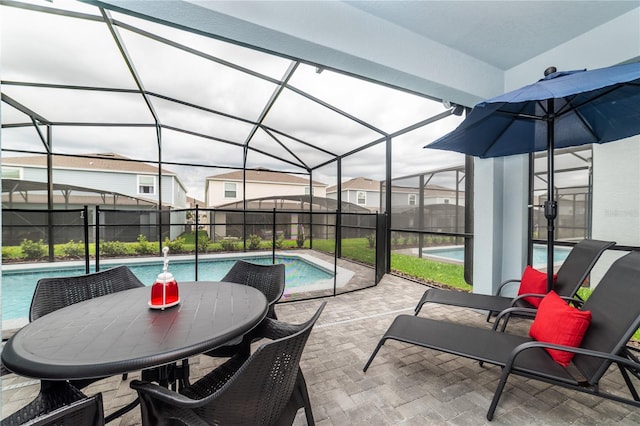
[1,280,267,384]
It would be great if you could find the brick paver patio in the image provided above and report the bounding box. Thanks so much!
[3,270,640,425]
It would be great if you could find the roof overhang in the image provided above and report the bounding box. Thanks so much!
[89,1,640,106]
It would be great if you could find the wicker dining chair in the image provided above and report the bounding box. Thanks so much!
[220,260,286,319]
[202,260,286,360]
[1,382,103,426]
[131,302,325,425]
[2,266,143,425]
[29,265,145,321]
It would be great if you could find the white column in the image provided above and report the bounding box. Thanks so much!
[473,155,529,295]
[590,136,640,286]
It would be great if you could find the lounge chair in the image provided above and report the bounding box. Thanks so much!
[364,251,640,421]
[131,302,326,426]
[414,239,615,320]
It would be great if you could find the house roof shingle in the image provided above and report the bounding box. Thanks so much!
[207,169,326,186]
[327,177,380,192]
[2,153,176,175]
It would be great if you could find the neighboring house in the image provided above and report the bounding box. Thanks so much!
[390,183,465,210]
[1,153,189,243]
[327,176,466,232]
[204,169,328,240]
[326,177,465,213]
[205,169,327,208]
[326,177,380,212]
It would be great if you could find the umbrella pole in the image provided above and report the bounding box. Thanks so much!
[544,99,557,292]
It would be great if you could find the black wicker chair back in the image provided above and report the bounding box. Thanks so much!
[131,302,326,426]
[21,393,104,426]
[222,260,286,319]
[2,382,103,426]
[29,265,144,321]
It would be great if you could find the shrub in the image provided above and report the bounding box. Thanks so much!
[21,239,47,260]
[366,233,376,248]
[296,228,306,248]
[197,232,211,253]
[163,237,186,254]
[61,240,84,258]
[275,235,285,249]
[135,234,156,255]
[247,234,262,250]
[220,238,238,252]
[100,240,128,257]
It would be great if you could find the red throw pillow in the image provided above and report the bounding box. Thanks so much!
[529,290,592,367]
[517,266,555,308]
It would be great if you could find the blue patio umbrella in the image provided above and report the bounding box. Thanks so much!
[426,61,640,290]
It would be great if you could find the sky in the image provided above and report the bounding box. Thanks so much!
[0,0,466,201]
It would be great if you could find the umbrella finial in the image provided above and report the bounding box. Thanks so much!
[544,66,557,77]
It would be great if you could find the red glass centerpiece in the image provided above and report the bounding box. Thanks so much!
[149,247,180,309]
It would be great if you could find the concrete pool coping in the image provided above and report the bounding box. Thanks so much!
[416,244,572,267]
[1,250,355,334]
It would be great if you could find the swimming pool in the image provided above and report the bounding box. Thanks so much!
[1,253,346,323]
[422,244,571,267]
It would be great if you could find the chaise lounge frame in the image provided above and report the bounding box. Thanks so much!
[414,239,615,321]
[364,250,640,421]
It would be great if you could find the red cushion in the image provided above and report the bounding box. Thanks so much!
[529,290,592,367]
[517,266,555,308]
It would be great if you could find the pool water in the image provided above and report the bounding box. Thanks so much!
[1,255,333,321]
[422,244,571,266]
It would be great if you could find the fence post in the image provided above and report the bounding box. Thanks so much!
[335,209,341,258]
[83,205,90,274]
[272,208,276,264]
[95,205,101,272]
[47,209,54,262]
[195,204,199,281]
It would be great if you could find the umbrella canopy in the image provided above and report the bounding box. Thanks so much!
[426,61,640,290]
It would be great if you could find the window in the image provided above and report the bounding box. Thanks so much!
[304,186,314,195]
[224,182,237,198]
[408,194,417,205]
[444,199,450,204]
[2,167,23,179]
[356,191,366,205]
[138,175,156,195]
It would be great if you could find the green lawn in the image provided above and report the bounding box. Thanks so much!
[312,238,468,290]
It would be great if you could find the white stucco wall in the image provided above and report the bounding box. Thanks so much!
[206,179,327,207]
[473,155,528,295]
[589,136,640,285]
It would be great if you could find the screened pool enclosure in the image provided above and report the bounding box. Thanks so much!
[1,1,612,306]
[1,0,474,306]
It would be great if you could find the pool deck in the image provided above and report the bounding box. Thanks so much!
[2,265,640,424]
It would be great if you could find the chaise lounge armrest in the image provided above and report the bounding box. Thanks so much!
[495,278,522,296]
[506,340,640,378]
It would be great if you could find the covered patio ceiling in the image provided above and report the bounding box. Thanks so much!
[91,0,640,105]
